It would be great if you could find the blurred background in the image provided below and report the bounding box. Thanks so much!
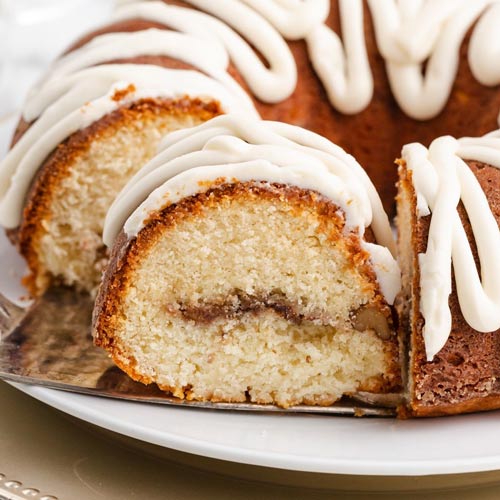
[0,0,117,117]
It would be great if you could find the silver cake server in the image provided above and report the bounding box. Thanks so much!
[0,287,397,416]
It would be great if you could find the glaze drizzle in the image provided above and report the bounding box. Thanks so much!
[0,65,256,228]
[111,0,500,118]
[403,134,500,360]
[104,114,400,305]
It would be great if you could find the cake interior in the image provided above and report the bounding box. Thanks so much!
[98,184,401,407]
[21,99,220,295]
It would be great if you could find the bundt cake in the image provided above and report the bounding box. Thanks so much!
[3,0,500,296]
[397,133,500,417]
[1,1,500,416]
[93,115,402,407]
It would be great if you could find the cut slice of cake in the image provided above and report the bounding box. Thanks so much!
[92,115,402,407]
[0,19,257,296]
[397,134,500,417]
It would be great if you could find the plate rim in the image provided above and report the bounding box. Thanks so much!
[4,106,500,479]
[9,382,500,477]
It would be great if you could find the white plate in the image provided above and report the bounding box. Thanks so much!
[3,116,500,477]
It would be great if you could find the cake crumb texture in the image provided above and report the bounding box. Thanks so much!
[94,183,401,407]
[18,97,222,295]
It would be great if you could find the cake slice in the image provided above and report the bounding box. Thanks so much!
[92,115,402,407]
[397,134,500,417]
[0,16,257,296]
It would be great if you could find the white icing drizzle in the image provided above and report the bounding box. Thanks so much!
[0,0,495,334]
[104,114,400,304]
[0,65,257,229]
[306,0,373,114]
[469,2,500,86]
[369,0,496,120]
[112,1,297,103]
[105,0,500,119]
[239,0,329,39]
[403,135,500,361]
[37,28,251,107]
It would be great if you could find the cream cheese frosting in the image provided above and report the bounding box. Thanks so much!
[110,0,500,119]
[111,1,296,103]
[403,134,500,361]
[104,114,400,305]
[0,65,257,229]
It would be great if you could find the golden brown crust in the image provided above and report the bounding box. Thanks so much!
[16,97,223,295]
[93,182,402,401]
[398,161,500,417]
[406,395,500,418]
[9,12,227,295]
[226,0,500,213]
